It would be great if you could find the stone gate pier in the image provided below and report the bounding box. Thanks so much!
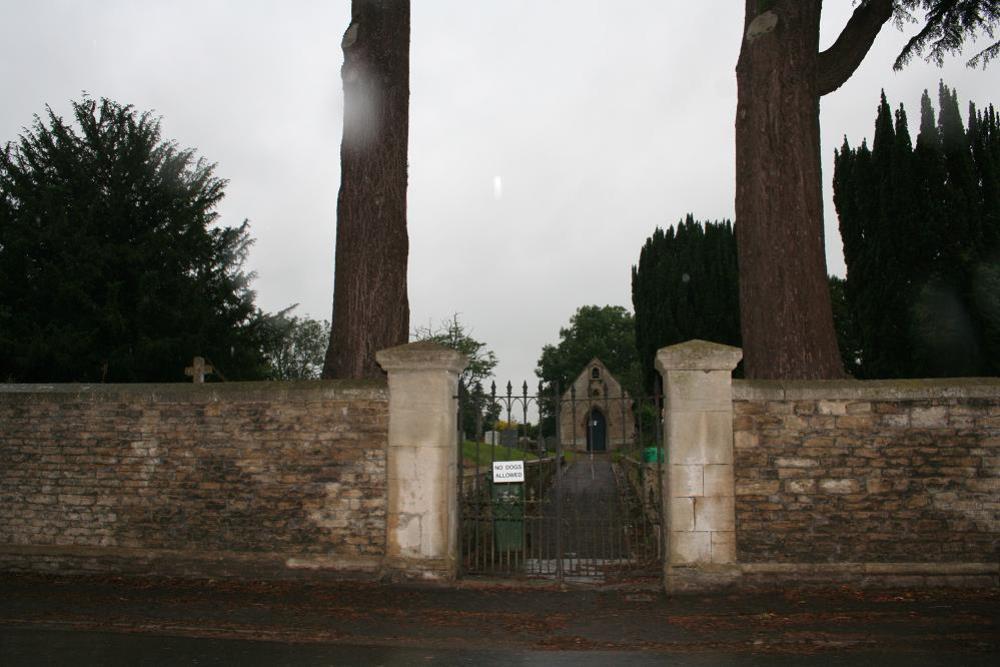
[376,342,467,581]
[657,340,743,592]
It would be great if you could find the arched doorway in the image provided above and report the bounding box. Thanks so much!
[586,407,606,452]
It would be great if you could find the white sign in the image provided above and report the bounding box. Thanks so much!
[492,460,525,483]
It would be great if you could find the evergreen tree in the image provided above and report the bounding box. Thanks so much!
[833,84,1000,378]
[0,97,267,382]
[938,82,980,263]
[632,215,860,385]
[828,276,863,377]
[968,103,1000,253]
[968,103,1000,366]
[631,215,740,392]
[734,0,997,380]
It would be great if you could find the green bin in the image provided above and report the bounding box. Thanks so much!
[643,447,664,463]
[491,481,524,551]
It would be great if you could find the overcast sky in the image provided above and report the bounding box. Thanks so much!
[2,1,994,387]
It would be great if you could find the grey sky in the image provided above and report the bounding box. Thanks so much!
[1,1,994,388]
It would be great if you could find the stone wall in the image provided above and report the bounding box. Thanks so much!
[733,379,1000,571]
[0,381,388,578]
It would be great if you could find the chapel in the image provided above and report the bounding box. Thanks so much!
[558,358,635,452]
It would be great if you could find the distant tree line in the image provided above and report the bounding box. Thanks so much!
[834,83,1000,377]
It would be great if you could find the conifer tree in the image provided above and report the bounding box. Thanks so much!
[631,216,740,391]
[969,103,1000,254]
[735,0,997,380]
[0,97,269,383]
[834,84,1000,378]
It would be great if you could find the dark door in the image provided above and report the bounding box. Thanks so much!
[587,408,606,452]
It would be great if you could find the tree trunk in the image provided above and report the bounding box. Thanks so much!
[735,0,845,379]
[323,0,411,379]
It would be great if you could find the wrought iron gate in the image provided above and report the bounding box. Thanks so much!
[457,380,664,583]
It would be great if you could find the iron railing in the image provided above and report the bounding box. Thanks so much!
[457,380,664,583]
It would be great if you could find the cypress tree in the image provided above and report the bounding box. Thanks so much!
[914,89,948,274]
[969,102,1000,254]
[859,92,909,377]
[835,136,879,376]
[631,215,740,391]
[834,84,999,378]
[891,105,920,271]
[938,82,980,262]
[967,102,1000,373]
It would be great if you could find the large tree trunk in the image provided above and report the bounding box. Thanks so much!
[323,0,411,379]
[734,0,891,379]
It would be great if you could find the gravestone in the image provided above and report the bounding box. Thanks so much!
[500,429,518,448]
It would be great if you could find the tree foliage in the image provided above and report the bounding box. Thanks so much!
[827,275,865,377]
[833,83,1000,377]
[413,313,499,435]
[631,216,860,383]
[534,305,640,437]
[259,307,331,380]
[536,305,640,398]
[894,0,1000,69]
[631,215,741,391]
[0,97,267,382]
[412,313,498,390]
[734,0,996,379]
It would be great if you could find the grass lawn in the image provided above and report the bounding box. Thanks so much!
[459,441,591,466]
[461,441,539,467]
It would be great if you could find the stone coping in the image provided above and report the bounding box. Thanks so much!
[0,379,388,403]
[0,544,384,576]
[376,341,467,374]
[733,377,1000,401]
[741,562,998,575]
[656,339,743,372]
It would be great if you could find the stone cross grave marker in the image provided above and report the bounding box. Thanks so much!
[184,356,213,383]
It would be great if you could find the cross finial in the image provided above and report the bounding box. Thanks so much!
[184,356,213,383]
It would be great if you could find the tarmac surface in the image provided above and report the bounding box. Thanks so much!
[534,457,629,561]
[1,573,997,664]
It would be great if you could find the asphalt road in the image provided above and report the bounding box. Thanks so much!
[4,627,998,666]
[1,573,997,665]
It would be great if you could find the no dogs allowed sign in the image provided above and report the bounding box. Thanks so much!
[492,460,525,483]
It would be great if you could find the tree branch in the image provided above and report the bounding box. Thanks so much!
[894,0,1000,70]
[817,0,895,96]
